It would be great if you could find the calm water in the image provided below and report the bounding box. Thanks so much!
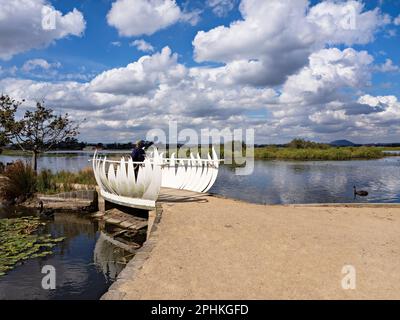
[1,153,399,299]
[0,208,132,300]
[212,157,400,204]
[1,152,399,204]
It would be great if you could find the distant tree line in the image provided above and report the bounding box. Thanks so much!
[286,139,330,149]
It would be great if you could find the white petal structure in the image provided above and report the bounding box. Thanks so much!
[92,147,219,210]
[158,147,220,193]
[92,148,162,210]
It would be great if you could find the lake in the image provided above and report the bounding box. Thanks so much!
[0,207,132,300]
[213,157,400,204]
[1,151,400,204]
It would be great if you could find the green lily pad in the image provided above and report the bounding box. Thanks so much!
[0,216,65,277]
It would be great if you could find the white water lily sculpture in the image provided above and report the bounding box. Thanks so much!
[159,147,219,193]
[92,149,162,210]
[92,147,219,210]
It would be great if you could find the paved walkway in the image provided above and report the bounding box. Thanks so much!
[103,189,400,299]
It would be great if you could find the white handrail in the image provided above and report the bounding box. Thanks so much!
[92,147,220,202]
[89,157,224,163]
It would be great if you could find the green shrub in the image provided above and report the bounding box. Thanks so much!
[52,167,96,186]
[287,138,330,149]
[36,167,96,194]
[36,169,57,193]
[0,163,96,199]
[254,146,384,161]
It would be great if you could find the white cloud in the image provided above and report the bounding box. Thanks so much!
[22,59,61,72]
[0,47,277,141]
[89,47,187,95]
[307,0,390,45]
[394,15,400,26]
[374,59,399,73]
[280,48,374,105]
[2,46,396,143]
[107,0,198,37]
[357,95,400,125]
[264,47,389,140]
[111,41,122,47]
[0,1,398,143]
[0,0,85,60]
[130,39,154,52]
[193,0,388,87]
[207,0,236,17]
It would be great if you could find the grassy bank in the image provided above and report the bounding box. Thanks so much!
[253,146,385,161]
[37,168,96,194]
[0,149,79,157]
[1,145,398,162]
[0,161,96,203]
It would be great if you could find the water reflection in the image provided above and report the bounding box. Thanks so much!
[94,232,132,281]
[0,150,130,173]
[0,209,132,300]
[210,157,400,204]
[0,154,93,173]
[1,153,400,204]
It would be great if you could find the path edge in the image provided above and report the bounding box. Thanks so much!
[100,202,163,300]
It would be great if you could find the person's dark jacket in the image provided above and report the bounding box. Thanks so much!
[131,147,146,162]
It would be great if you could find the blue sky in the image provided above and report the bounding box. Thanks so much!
[0,0,400,143]
[1,0,242,77]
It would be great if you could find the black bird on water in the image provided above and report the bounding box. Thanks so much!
[353,186,368,198]
[38,200,55,218]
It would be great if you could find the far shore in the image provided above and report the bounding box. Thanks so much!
[103,188,400,300]
[1,145,400,161]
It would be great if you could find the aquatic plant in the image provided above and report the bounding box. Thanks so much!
[253,146,384,161]
[36,167,96,194]
[0,216,65,276]
[52,167,96,186]
[36,169,57,193]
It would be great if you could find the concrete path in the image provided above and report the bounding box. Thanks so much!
[104,189,400,300]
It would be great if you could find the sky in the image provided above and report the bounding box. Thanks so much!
[0,0,400,144]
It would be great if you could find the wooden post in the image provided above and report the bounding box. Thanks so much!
[97,187,106,213]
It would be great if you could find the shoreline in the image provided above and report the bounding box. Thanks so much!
[208,191,400,208]
[102,189,400,300]
[1,148,399,162]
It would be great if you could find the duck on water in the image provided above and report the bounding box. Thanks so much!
[353,186,368,199]
[38,200,55,218]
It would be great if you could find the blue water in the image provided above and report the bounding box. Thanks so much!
[0,209,131,300]
[1,152,399,204]
[211,157,400,204]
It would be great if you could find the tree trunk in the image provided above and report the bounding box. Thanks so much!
[32,151,38,172]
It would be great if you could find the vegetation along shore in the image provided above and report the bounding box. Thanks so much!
[2,138,399,162]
